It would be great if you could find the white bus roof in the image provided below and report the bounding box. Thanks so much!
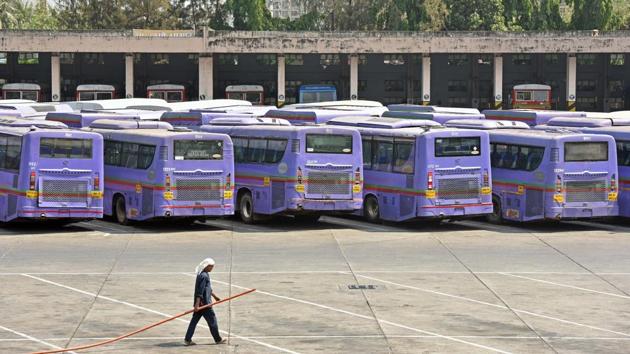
[0,99,36,104]
[66,98,169,111]
[88,119,174,130]
[147,84,185,90]
[388,104,481,115]
[1,83,41,91]
[166,99,252,112]
[445,119,530,130]
[0,117,68,129]
[225,85,264,92]
[328,116,441,129]
[76,84,115,92]
[284,100,384,110]
[0,103,73,115]
[208,117,291,126]
[513,84,552,90]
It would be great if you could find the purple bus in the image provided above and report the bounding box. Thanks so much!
[542,116,630,217]
[85,119,234,224]
[482,109,586,126]
[446,119,618,222]
[327,116,493,223]
[383,110,485,123]
[0,123,104,222]
[264,109,373,125]
[199,118,363,223]
[46,112,140,128]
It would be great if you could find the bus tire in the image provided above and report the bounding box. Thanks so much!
[487,196,503,224]
[239,192,255,224]
[114,195,130,225]
[364,195,380,223]
[294,214,321,223]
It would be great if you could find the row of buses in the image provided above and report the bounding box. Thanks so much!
[0,97,626,228]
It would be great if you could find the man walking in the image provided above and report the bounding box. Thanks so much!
[184,257,227,346]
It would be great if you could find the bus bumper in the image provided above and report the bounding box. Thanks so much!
[548,205,619,219]
[19,208,104,219]
[417,203,493,218]
[289,199,362,212]
[160,204,234,217]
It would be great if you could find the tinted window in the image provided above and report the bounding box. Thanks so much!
[5,91,21,99]
[306,134,352,154]
[565,142,608,162]
[247,138,266,163]
[22,92,38,101]
[96,92,113,100]
[265,139,287,163]
[167,91,183,102]
[122,143,139,168]
[246,93,262,104]
[174,140,223,160]
[362,137,373,170]
[435,137,481,157]
[105,140,156,170]
[232,137,248,163]
[79,92,95,101]
[393,140,415,174]
[138,145,156,169]
[617,141,630,167]
[104,140,122,166]
[40,138,92,159]
[0,134,22,171]
[373,139,393,172]
[490,143,544,171]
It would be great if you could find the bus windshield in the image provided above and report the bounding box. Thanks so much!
[306,134,352,154]
[565,142,608,162]
[96,92,113,100]
[435,137,481,157]
[174,140,223,160]
[40,138,93,159]
[5,92,21,99]
[167,92,183,102]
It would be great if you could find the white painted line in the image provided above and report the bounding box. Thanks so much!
[3,271,630,276]
[182,274,513,354]
[500,273,630,300]
[22,274,299,354]
[0,324,77,354]
[356,273,630,338]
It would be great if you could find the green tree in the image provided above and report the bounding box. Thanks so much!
[228,0,272,30]
[504,0,534,30]
[123,0,175,29]
[569,0,613,30]
[55,0,126,29]
[0,0,19,29]
[445,0,506,31]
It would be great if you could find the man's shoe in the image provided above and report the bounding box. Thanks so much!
[216,338,227,345]
[184,340,196,346]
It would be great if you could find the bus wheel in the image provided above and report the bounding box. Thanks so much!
[487,197,503,224]
[364,196,380,223]
[294,214,321,223]
[114,196,130,225]
[239,192,255,224]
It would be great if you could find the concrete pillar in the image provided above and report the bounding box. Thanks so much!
[50,54,60,102]
[350,54,358,100]
[198,55,213,100]
[125,54,134,98]
[493,54,503,109]
[277,55,285,107]
[566,54,577,111]
[421,54,431,105]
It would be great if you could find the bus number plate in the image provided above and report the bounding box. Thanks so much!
[352,185,361,193]
[263,177,270,186]
[26,191,38,199]
[426,190,436,199]
[91,191,103,199]
[223,190,233,200]
[481,187,491,195]
[163,192,174,200]
[295,184,305,193]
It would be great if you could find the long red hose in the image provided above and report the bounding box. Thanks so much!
[31,288,256,354]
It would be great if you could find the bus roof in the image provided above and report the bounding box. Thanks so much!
[513,84,551,90]
[482,109,586,125]
[445,119,530,130]
[0,117,68,129]
[545,116,630,127]
[88,119,174,130]
[387,104,481,115]
[66,98,168,111]
[327,116,441,129]
[284,100,383,110]
[383,110,484,123]
[76,84,115,92]
[47,112,140,127]
[192,105,274,116]
[208,117,292,126]
[1,83,41,91]
[225,85,264,92]
[264,108,367,123]
[161,111,253,126]
[0,99,36,104]
[0,103,73,116]
[147,84,185,90]
[0,111,23,118]
[165,99,252,112]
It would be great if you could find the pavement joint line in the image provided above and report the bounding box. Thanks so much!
[568,220,630,233]
[354,273,630,338]
[76,221,134,234]
[500,273,630,300]
[203,220,266,233]
[0,324,77,354]
[432,235,558,353]
[20,273,300,354]
[4,271,630,275]
[185,274,514,354]
[457,220,532,234]
[320,216,397,232]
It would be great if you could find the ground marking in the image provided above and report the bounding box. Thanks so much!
[0,324,77,354]
[21,274,299,354]
[500,273,630,300]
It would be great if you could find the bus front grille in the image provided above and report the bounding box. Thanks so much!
[175,179,221,201]
[565,180,607,203]
[436,177,480,201]
[306,171,352,197]
[41,180,88,204]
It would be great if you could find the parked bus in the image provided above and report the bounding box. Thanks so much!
[445,119,618,222]
[199,117,363,223]
[147,84,186,102]
[0,117,68,129]
[383,110,485,124]
[161,111,252,128]
[512,84,552,109]
[2,83,41,101]
[0,123,104,222]
[46,112,140,128]
[85,119,234,224]
[0,102,73,120]
[327,116,493,223]
[284,100,388,116]
[76,84,116,101]
[66,98,168,112]
[483,109,586,126]
[542,116,630,217]
[388,104,481,115]
[297,85,337,103]
[264,108,372,125]
[225,85,264,105]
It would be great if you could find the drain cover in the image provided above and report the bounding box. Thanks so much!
[347,284,378,290]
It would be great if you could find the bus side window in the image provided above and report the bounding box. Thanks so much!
[138,145,156,169]
[525,147,544,171]
[105,141,123,167]
[0,135,7,170]
[232,137,248,163]
[493,143,508,169]
[5,136,22,171]
[247,138,266,164]
[373,139,393,172]
[122,143,139,169]
[393,140,414,174]
[265,139,287,164]
[362,137,372,170]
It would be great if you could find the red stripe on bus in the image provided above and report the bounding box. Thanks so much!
[421,203,493,209]
[160,205,223,209]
